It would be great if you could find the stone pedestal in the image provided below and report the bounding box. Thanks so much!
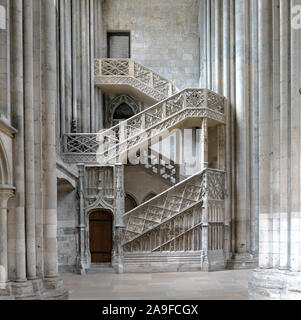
[0,278,69,300]
[249,269,301,300]
[42,277,69,300]
[0,282,11,298]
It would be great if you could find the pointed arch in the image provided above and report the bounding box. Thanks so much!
[125,193,138,212]
[108,94,140,126]
[143,192,157,203]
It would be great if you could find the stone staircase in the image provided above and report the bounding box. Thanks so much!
[62,88,226,164]
[122,168,225,248]
[62,59,228,272]
[95,58,178,103]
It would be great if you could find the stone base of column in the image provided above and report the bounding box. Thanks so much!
[0,282,12,299]
[11,281,36,300]
[113,255,124,274]
[227,253,258,270]
[249,268,301,300]
[42,277,69,300]
[201,250,226,272]
[76,257,87,275]
[0,278,69,300]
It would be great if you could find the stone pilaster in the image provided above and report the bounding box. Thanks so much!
[113,164,125,274]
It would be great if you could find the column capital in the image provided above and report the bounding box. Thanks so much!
[0,185,15,202]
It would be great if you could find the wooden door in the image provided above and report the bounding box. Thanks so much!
[89,210,113,263]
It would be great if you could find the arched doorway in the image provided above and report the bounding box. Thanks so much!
[89,210,113,263]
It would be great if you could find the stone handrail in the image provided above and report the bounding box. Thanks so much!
[95,58,178,98]
[122,168,226,249]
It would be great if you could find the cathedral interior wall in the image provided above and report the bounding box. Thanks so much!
[124,165,171,206]
[102,0,200,90]
[57,181,79,272]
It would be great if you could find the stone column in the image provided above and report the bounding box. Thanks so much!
[278,0,290,271]
[249,0,301,299]
[42,0,59,280]
[250,0,259,263]
[213,0,222,94]
[199,0,208,88]
[71,0,78,132]
[114,164,125,274]
[201,174,209,271]
[227,0,257,269]
[222,0,232,261]
[77,164,86,274]
[257,0,273,270]
[24,0,37,280]
[11,0,27,283]
[0,187,14,285]
[200,118,208,170]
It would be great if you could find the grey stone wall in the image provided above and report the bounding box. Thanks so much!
[102,0,200,90]
[57,183,79,272]
[125,166,170,205]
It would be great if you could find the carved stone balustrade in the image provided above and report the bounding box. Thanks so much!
[121,168,227,271]
[61,89,226,165]
[95,59,178,103]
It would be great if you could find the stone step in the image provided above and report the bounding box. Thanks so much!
[87,264,115,274]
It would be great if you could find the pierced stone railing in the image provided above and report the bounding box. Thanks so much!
[142,148,180,185]
[95,58,178,102]
[122,168,226,254]
[61,89,226,164]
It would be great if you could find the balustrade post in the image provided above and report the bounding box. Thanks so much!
[200,118,209,169]
[162,103,167,120]
[99,59,102,76]
[183,91,187,109]
[141,113,146,130]
[149,72,154,88]
[129,60,135,77]
[168,83,173,96]
[118,123,127,164]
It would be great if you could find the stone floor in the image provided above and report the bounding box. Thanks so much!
[61,269,253,300]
